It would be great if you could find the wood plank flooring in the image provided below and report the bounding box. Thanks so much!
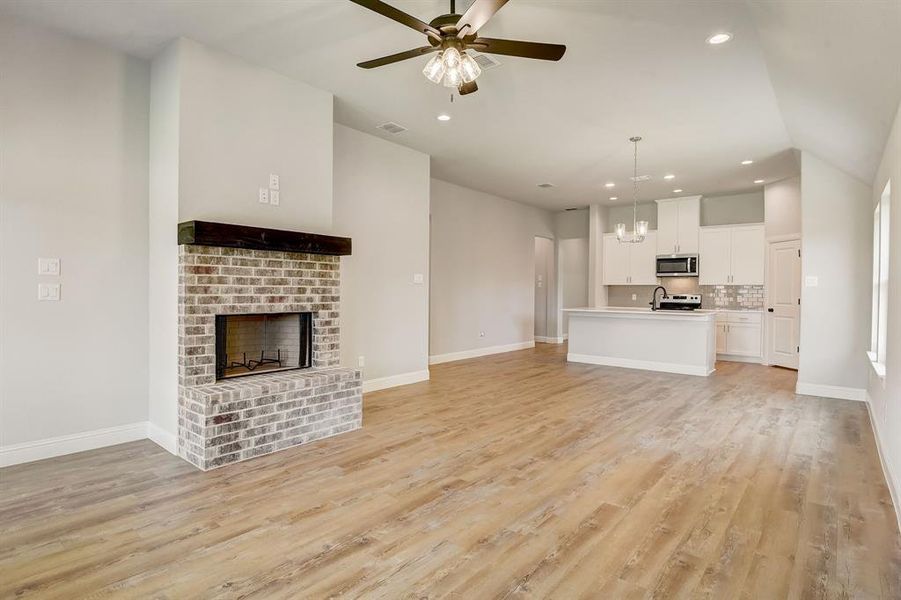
[2,344,900,598]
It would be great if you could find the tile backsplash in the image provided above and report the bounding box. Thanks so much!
[606,278,765,311]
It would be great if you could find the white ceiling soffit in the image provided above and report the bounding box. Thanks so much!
[747,0,901,185]
[0,1,897,207]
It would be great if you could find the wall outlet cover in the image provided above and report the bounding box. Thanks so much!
[269,173,279,190]
[38,258,60,275]
[258,188,269,203]
[38,283,60,301]
[269,190,280,206]
[413,273,424,284]
[804,276,819,287]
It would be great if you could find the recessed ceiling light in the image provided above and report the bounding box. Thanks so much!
[437,114,451,121]
[741,159,754,165]
[673,189,683,193]
[609,196,618,201]
[707,32,732,45]
[754,179,765,184]
[663,174,675,180]
[605,182,615,188]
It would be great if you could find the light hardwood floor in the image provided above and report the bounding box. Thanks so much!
[2,344,900,598]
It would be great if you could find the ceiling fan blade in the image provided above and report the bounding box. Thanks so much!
[467,37,566,61]
[357,46,438,69]
[348,0,442,39]
[458,81,478,95]
[456,0,510,36]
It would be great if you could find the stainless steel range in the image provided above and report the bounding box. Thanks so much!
[657,294,702,311]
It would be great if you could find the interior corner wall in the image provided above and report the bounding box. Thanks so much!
[0,17,150,449]
[429,179,555,359]
[555,209,590,335]
[866,100,901,513]
[332,124,430,389]
[587,204,608,307]
[765,176,802,238]
[797,151,872,394]
[148,40,181,447]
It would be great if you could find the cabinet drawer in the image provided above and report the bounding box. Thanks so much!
[717,311,762,325]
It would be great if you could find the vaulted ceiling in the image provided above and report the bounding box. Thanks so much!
[2,0,899,210]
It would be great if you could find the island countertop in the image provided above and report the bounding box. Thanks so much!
[564,306,716,319]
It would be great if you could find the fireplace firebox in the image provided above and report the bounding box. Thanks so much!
[215,312,312,380]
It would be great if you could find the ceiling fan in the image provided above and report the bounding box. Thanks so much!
[349,0,566,96]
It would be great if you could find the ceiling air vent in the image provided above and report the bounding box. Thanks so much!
[537,182,555,188]
[470,52,501,70]
[377,121,407,135]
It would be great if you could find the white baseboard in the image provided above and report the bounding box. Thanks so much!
[147,422,178,455]
[535,336,564,344]
[0,421,149,468]
[865,392,901,535]
[429,341,535,365]
[567,353,714,377]
[362,369,430,393]
[795,382,866,402]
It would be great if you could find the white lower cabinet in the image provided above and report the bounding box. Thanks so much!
[715,311,763,361]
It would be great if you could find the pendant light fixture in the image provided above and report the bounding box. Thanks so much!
[615,136,650,244]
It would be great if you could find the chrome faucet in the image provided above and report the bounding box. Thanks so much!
[650,286,668,311]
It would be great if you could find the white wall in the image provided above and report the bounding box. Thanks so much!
[587,204,609,307]
[430,179,555,358]
[0,17,150,447]
[867,101,901,517]
[176,39,333,230]
[765,176,802,238]
[332,124,430,390]
[797,151,872,395]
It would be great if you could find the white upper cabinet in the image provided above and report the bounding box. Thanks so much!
[602,231,658,285]
[655,196,700,255]
[699,224,764,285]
[730,225,765,284]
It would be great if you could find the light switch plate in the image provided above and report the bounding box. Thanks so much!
[269,173,279,190]
[804,276,819,287]
[269,190,280,206]
[413,273,424,284]
[38,258,60,275]
[259,188,269,204]
[38,283,60,301]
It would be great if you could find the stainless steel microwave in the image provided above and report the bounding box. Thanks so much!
[656,255,699,277]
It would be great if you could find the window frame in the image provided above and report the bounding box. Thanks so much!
[869,180,891,382]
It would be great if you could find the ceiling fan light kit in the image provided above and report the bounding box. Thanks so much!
[351,0,566,96]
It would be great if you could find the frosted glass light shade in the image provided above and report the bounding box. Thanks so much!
[443,47,461,69]
[636,220,649,237]
[423,53,445,84]
[615,223,626,240]
[443,66,462,88]
[460,53,482,83]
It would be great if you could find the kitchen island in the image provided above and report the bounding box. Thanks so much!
[564,307,717,376]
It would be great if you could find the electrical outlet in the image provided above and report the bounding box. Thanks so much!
[38,283,60,301]
[269,190,280,206]
[631,294,637,301]
[269,173,279,190]
[412,273,424,284]
[357,356,365,367]
[258,188,269,203]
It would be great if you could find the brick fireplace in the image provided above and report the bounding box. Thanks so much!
[177,221,361,470]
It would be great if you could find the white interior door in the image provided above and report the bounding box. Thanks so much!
[766,239,801,369]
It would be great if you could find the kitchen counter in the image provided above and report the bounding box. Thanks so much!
[564,307,716,376]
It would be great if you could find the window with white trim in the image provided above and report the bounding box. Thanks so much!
[870,180,891,378]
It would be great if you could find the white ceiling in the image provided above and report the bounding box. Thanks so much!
[2,0,899,210]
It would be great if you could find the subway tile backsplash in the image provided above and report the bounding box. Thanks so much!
[606,278,765,311]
